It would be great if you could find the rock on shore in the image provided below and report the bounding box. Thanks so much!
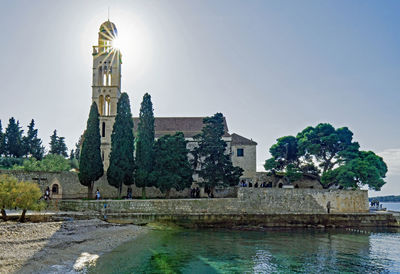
[0,219,147,273]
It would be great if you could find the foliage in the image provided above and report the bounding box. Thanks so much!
[193,113,243,194]
[79,102,104,198]
[297,124,360,173]
[107,93,135,197]
[0,120,5,156]
[0,157,24,169]
[74,136,82,161]
[12,154,71,172]
[264,123,387,190]
[321,151,387,190]
[0,174,45,222]
[4,117,24,157]
[49,130,68,157]
[22,119,45,160]
[135,93,155,198]
[152,133,193,198]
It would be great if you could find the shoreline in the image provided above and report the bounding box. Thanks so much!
[0,218,148,274]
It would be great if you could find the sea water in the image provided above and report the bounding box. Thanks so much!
[90,228,400,273]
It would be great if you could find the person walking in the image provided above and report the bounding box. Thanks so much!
[96,189,101,200]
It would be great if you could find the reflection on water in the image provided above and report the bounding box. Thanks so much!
[90,228,400,273]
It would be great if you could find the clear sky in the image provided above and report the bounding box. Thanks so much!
[0,0,399,196]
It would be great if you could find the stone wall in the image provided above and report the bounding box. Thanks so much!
[0,170,236,199]
[59,188,369,214]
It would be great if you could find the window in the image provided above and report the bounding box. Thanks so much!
[237,148,244,157]
[102,122,106,137]
[52,184,59,194]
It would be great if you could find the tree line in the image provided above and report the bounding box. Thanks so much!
[79,92,243,198]
[264,123,387,190]
[0,118,69,160]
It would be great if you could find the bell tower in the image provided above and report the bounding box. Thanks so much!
[92,20,121,169]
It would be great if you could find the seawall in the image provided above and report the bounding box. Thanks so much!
[55,188,394,228]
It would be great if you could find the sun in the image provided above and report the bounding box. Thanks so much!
[112,37,121,50]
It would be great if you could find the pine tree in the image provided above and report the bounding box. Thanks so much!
[135,93,155,198]
[5,117,24,158]
[153,132,193,198]
[49,130,59,154]
[78,102,104,198]
[107,93,135,197]
[49,130,68,157]
[193,113,243,196]
[22,119,45,160]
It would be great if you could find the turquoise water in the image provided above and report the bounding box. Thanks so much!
[91,228,400,273]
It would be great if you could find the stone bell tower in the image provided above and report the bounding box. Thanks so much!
[92,20,122,169]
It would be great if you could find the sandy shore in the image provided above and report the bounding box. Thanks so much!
[0,219,147,273]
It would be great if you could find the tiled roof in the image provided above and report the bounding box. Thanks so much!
[231,133,257,145]
[133,117,230,138]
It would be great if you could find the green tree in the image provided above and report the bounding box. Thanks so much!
[22,119,45,160]
[296,124,359,173]
[0,120,5,156]
[13,154,71,172]
[49,130,68,157]
[135,93,155,198]
[78,102,104,198]
[264,135,299,173]
[321,151,387,190]
[0,175,45,222]
[107,93,135,197]
[74,137,82,161]
[5,117,24,157]
[153,133,193,198]
[193,113,243,196]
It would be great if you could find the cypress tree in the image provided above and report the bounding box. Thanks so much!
[0,120,4,156]
[135,93,155,199]
[79,102,104,198]
[5,117,24,158]
[153,132,193,198]
[193,113,243,196]
[107,93,135,198]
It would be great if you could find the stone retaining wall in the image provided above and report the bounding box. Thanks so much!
[59,188,369,214]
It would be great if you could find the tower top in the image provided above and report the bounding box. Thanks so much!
[99,20,118,38]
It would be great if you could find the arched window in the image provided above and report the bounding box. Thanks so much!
[102,122,106,137]
[278,183,283,188]
[294,184,299,189]
[105,95,111,116]
[99,95,104,115]
[107,73,112,86]
[52,184,59,194]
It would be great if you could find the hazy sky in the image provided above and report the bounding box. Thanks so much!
[0,0,399,196]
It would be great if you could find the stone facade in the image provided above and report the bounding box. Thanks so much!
[59,188,369,214]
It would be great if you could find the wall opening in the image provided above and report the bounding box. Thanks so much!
[99,95,104,115]
[102,122,106,137]
[52,184,59,194]
[105,95,111,116]
[278,183,283,188]
[294,184,299,189]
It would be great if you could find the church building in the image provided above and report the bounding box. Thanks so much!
[91,21,257,182]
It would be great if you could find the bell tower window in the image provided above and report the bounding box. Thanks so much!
[99,95,104,115]
[105,95,111,116]
[102,122,106,137]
